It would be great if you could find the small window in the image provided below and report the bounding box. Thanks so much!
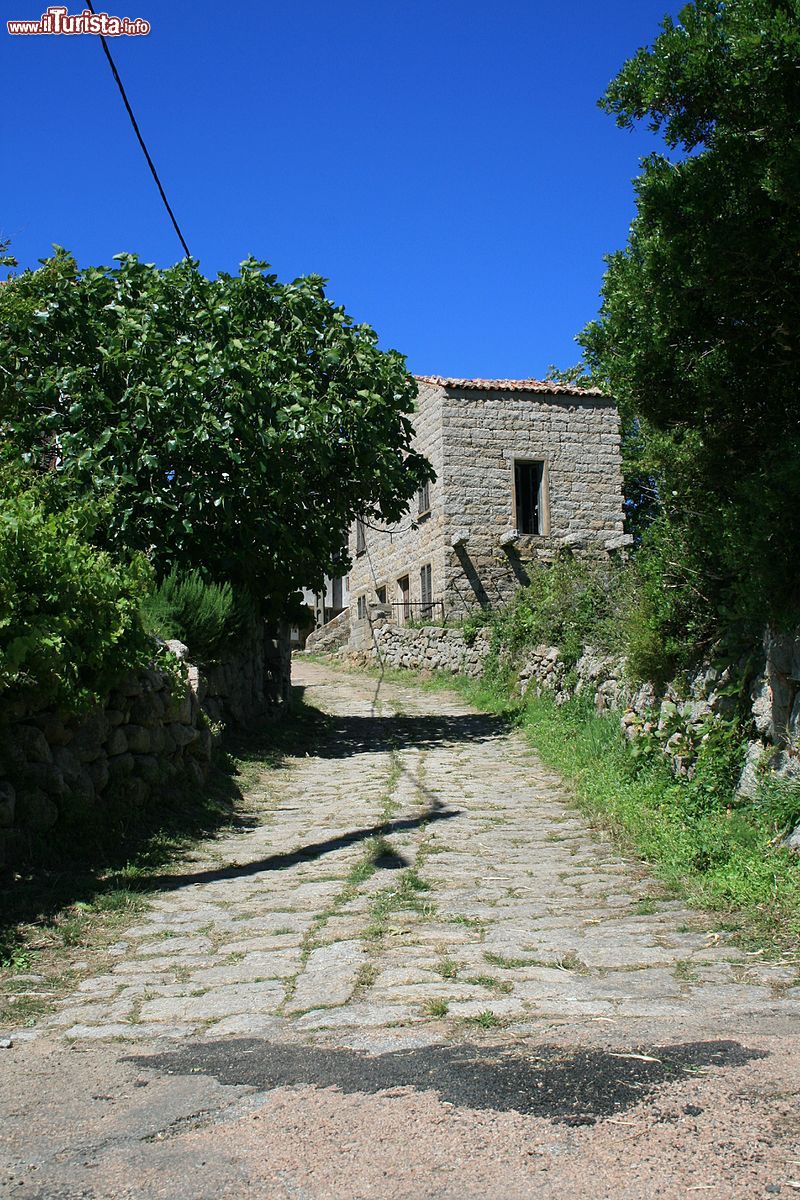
[376,586,386,604]
[356,518,366,556]
[357,595,367,620]
[397,575,410,622]
[417,481,431,516]
[515,460,545,535]
[420,563,432,616]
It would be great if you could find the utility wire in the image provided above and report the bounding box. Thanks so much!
[83,0,192,260]
[359,516,420,536]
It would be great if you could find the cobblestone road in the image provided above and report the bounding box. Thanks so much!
[33,658,800,1046]
[4,659,800,1199]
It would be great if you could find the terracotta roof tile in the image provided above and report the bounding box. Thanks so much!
[414,374,606,398]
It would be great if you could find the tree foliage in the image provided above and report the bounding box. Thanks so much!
[0,467,152,708]
[0,251,433,612]
[579,0,800,652]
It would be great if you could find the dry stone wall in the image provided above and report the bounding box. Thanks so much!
[0,623,291,865]
[305,608,350,654]
[342,615,490,676]
[517,633,800,797]
[359,619,491,676]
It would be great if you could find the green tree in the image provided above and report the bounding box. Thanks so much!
[579,0,800,654]
[0,466,152,708]
[0,251,433,613]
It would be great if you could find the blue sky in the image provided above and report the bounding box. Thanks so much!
[3,0,680,378]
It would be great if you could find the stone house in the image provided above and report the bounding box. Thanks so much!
[346,375,628,646]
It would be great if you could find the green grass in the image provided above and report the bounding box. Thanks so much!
[464,974,513,994]
[549,950,590,974]
[366,865,434,940]
[512,707,799,948]
[483,951,529,970]
[355,961,378,990]
[448,914,486,932]
[423,997,450,1017]
[465,1009,501,1029]
[435,956,460,980]
[505,693,800,950]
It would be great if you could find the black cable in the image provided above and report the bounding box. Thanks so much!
[360,516,419,536]
[83,0,192,260]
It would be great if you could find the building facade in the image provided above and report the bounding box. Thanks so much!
[347,376,628,644]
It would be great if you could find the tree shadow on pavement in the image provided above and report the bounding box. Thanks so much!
[135,803,461,894]
[312,712,513,759]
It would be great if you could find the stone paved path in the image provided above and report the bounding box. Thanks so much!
[32,658,800,1046]
[4,659,800,1200]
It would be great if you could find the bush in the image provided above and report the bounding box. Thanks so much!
[469,545,744,687]
[481,553,632,667]
[141,568,256,661]
[0,252,433,615]
[0,471,152,710]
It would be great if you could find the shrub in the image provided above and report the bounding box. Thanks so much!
[141,568,256,661]
[0,471,152,710]
[482,552,632,667]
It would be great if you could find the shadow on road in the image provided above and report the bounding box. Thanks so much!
[137,804,461,893]
[312,712,512,759]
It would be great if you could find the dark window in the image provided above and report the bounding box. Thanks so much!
[357,594,367,620]
[376,586,386,604]
[356,518,366,555]
[398,575,410,621]
[417,481,431,515]
[332,577,343,610]
[515,461,545,535]
[420,563,432,615]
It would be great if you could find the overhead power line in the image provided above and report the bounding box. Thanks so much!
[83,0,193,260]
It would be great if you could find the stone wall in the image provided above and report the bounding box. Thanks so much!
[305,609,351,654]
[515,631,800,802]
[346,378,629,641]
[440,385,627,618]
[343,614,490,676]
[347,379,447,635]
[201,622,292,727]
[0,623,291,865]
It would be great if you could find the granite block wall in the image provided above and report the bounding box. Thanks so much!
[440,387,627,617]
[0,622,291,865]
[347,380,446,638]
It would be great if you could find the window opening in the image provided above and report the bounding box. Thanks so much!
[515,461,545,535]
[420,563,433,616]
